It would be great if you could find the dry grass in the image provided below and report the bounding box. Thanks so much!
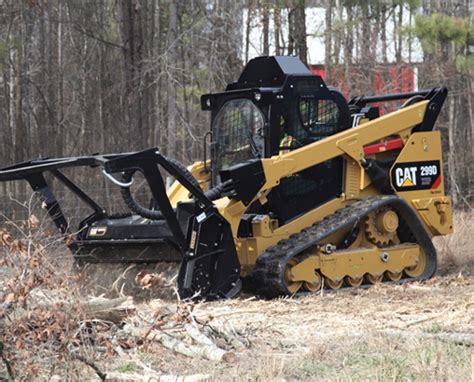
[0,211,473,381]
[434,210,474,275]
[183,269,473,381]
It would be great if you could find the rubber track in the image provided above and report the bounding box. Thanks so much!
[252,195,437,298]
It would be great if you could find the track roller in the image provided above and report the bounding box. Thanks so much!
[325,277,343,289]
[385,270,403,282]
[345,275,363,287]
[303,272,322,292]
[365,273,383,284]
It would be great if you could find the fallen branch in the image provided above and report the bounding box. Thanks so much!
[384,329,474,346]
[3,296,135,325]
[124,324,235,362]
[184,323,214,346]
[81,296,135,323]
[70,352,107,381]
[104,372,210,381]
[201,322,247,350]
[0,341,14,381]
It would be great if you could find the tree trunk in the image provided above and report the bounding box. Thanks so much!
[17,1,34,163]
[344,3,354,95]
[361,1,370,65]
[245,0,253,63]
[288,7,294,55]
[394,3,403,92]
[381,4,388,65]
[273,3,281,55]
[166,0,178,162]
[293,0,307,65]
[447,94,458,205]
[333,0,342,67]
[120,0,145,149]
[324,0,333,83]
[262,3,269,55]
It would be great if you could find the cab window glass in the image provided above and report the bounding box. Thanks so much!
[279,98,341,150]
[213,99,264,171]
[299,99,340,141]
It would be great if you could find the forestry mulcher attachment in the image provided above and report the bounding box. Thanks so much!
[0,56,452,300]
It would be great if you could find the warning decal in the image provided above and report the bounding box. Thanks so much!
[391,160,441,192]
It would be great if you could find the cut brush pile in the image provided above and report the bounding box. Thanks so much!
[0,212,472,381]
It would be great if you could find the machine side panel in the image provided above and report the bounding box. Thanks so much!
[390,131,453,236]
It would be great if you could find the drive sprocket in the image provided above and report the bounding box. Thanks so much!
[365,206,399,246]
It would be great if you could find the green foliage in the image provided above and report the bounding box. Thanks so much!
[413,13,473,71]
[414,13,469,45]
[406,0,421,10]
[455,54,474,72]
[116,362,136,373]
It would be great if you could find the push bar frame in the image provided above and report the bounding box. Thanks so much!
[0,154,130,233]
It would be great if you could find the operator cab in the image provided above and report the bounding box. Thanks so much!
[201,56,351,223]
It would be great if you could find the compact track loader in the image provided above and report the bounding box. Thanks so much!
[0,56,452,299]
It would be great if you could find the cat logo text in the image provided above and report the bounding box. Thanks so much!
[395,167,417,187]
[390,160,441,192]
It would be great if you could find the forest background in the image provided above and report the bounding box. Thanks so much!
[0,0,472,214]
[0,2,472,379]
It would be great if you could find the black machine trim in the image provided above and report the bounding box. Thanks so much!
[349,87,448,132]
[219,159,266,206]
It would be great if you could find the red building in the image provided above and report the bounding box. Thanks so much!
[310,64,419,114]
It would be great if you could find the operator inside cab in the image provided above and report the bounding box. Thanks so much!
[278,115,302,155]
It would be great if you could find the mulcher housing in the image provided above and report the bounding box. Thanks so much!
[0,56,452,300]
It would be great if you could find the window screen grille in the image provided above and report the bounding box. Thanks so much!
[213,99,264,171]
[281,98,341,146]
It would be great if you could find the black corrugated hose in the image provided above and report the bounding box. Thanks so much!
[119,157,232,220]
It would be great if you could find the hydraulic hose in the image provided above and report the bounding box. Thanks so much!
[120,157,200,220]
[120,157,231,220]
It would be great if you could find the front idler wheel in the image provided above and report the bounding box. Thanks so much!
[404,249,427,278]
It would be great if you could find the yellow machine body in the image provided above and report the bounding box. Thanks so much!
[208,100,452,289]
[152,95,452,296]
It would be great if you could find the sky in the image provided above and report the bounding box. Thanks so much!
[244,6,424,65]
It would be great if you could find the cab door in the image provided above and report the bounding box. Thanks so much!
[267,94,350,223]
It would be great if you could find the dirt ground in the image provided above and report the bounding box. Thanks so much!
[183,273,473,381]
[0,212,473,381]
